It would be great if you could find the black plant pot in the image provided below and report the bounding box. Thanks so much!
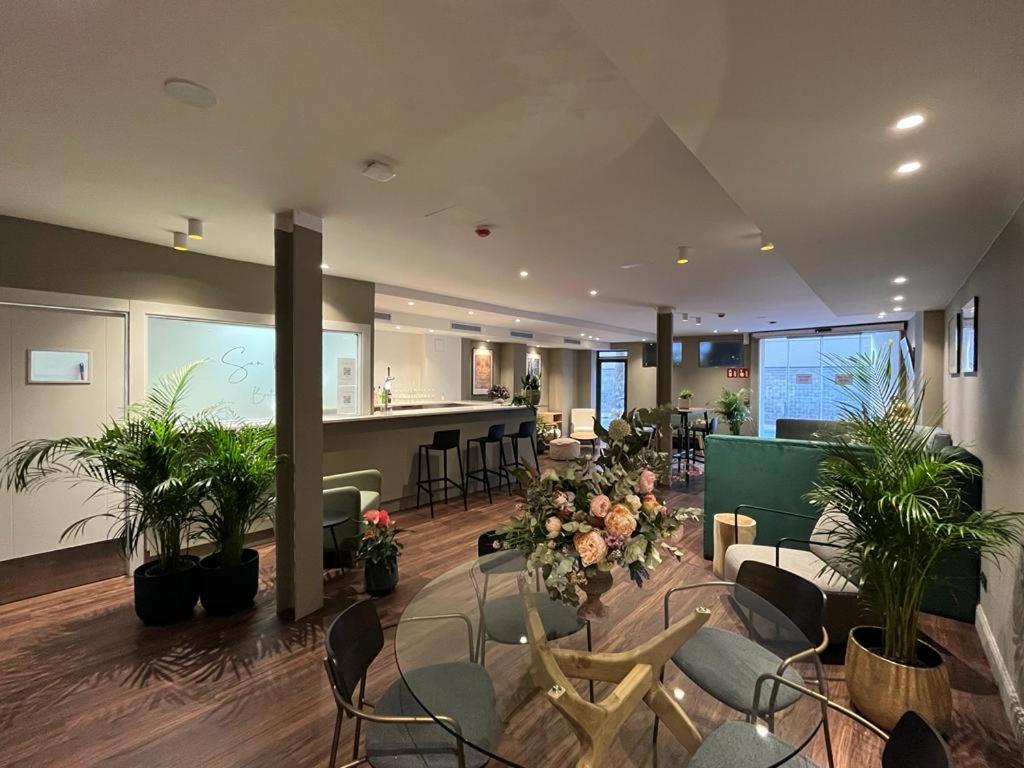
[199,548,260,616]
[133,555,200,626]
[364,558,399,596]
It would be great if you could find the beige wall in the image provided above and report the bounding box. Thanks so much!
[612,336,757,434]
[942,202,1024,738]
[461,339,503,400]
[906,309,946,426]
[0,215,374,327]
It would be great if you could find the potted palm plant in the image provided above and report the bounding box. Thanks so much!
[192,420,279,615]
[808,351,1021,732]
[1,363,206,625]
[359,509,404,596]
[714,387,751,435]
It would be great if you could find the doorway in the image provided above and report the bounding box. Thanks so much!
[595,350,628,428]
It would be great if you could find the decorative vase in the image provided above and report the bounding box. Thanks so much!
[578,568,614,618]
[365,558,399,596]
[845,626,951,734]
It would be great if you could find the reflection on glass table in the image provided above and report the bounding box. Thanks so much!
[394,554,825,768]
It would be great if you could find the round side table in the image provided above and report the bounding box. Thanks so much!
[712,512,757,578]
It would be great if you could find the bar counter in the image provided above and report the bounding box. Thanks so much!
[323,402,534,506]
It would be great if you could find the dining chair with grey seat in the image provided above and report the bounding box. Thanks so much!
[323,599,499,768]
[688,674,951,768]
[657,561,830,743]
[472,532,595,701]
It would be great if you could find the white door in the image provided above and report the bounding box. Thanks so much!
[0,305,126,561]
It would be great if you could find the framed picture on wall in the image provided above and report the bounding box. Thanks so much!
[526,351,541,379]
[960,296,978,376]
[472,347,493,395]
[947,313,960,376]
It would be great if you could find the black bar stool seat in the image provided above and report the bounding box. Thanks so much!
[416,429,466,518]
[501,419,539,481]
[465,424,512,504]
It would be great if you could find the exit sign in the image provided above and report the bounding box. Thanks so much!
[727,367,749,379]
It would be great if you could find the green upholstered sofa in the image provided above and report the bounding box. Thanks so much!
[323,470,382,567]
[703,434,982,623]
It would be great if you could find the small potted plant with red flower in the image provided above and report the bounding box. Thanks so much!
[359,509,404,596]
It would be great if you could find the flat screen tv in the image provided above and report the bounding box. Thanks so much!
[698,340,744,368]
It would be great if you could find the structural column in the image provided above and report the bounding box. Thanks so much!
[274,210,324,619]
[656,307,675,479]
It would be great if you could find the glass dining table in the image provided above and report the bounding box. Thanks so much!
[394,552,825,767]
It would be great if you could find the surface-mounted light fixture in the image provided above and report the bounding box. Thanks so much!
[893,306,903,312]
[676,246,692,265]
[186,218,203,239]
[173,231,189,251]
[519,270,529,278]
[896,160,922,175]
[892,276,908,284]
[362,161,397,183]
[894,113,925,131]
[759,235,775,252]
[589,289,598,296]
[893,294,905,301]
[407,301,415,306]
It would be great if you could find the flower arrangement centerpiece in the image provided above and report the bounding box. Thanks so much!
[496,410,700,616]
[488,384,510,403]
[359,509,404,596]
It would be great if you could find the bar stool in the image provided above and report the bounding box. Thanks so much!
[415,429,466,518]
[501,419,539,479]
[465,424,512,504]
[688,416,718,465]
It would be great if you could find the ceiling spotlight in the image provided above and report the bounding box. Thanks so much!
[759,235,775,252]
[589,289,599,296]
[163,78,216,108]
[642,338,647,342]
[320,263,329,270]
[187,218,203,240]
[395,325,402,330]
[519,270,529,278]
[676,246,692,265]
[892,276,908,285]
[580,333,586,337]
[893,306,903,312]
[172,232,189,251]
[428,329,434,333]
[595,337,601,341]
[362,161,397,183]
[468,310,475,315]
[407,301,415,306]
[878,312,887,318]
[894,113,925,131]
[695,317,702,326]
[588,335,594,339]
[713,329,719,333]
[896,160,922,175]
[893,294,905,301]
[733,328,740,333]
[515,318,521,323]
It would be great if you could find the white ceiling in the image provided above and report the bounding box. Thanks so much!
[2,2,1021,336]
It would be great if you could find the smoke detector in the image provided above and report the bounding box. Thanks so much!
[362,161,397,183]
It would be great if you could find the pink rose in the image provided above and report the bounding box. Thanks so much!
[638,469,657,494]
[363,509,381,525]
[545,516,563,539]
[605,508,637,538]
[589,494,612,519]
[573,531,608,566]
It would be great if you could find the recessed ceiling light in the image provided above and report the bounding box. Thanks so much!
[519,270,529,278]
[733,328,740,333]
[895,113,925,131]
[407,301,415,306]
[713,329,719,333]
[428,329,434,333]
[589,289,598,296]
[595,337,600,341]
[580,333,585,337]
[759,235,775,252]
[676,246,692,265]
[172,232,189,251]
[892,294,905,301]
[896,160,922,175]
[468,310,475,315]
[893,306,903,312]
[486,339,491,343]
[892,276,908,285]
[588,335,593,339]
[320,263,329,270]
[515,318,521,323]
[163,78,217,108]
[395,325,402,330]
[878,312,887,318]
[642,338,647,342]
[187,218,203,240]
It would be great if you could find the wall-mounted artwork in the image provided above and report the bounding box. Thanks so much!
[960,296,978,376]
[27,349,90,384]
[526,351,542,379]
[947,313,960,376]
[472,347,493,395]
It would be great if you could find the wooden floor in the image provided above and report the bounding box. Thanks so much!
[0,470,1019,767]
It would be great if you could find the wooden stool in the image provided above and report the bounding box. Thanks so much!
[712,512,757,578]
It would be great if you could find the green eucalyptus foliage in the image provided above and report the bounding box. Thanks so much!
[807,351,1022,664]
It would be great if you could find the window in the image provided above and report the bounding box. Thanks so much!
[757,330,899,437]
[596,350,628,428]
[147,316,362,421]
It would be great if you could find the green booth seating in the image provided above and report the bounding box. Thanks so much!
[703,434,982,623]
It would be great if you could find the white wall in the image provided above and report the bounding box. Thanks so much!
[374,330,461,401]
[943,201,1024,740]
